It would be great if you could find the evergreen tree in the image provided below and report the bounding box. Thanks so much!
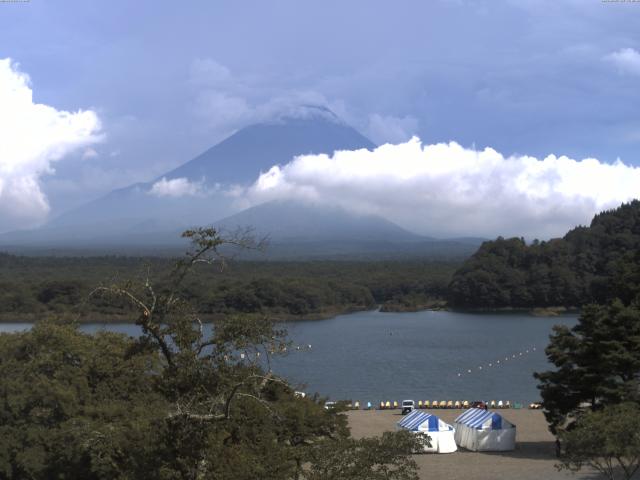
[534,300,640,434]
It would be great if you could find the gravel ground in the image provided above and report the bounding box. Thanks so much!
[347,409,600,480]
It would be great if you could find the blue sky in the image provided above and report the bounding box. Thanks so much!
[1,0,639,234]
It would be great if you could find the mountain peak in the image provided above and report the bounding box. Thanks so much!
[160,112,375,185]
[265,104,342,125]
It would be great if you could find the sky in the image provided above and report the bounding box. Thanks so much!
[1,0,640,236]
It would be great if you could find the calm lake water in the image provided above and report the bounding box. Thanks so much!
[0,310,577,404]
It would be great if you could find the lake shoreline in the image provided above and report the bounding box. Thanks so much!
[0,304,580,324]
[0,306,376,325]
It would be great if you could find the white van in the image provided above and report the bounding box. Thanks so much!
[401,400,415,415]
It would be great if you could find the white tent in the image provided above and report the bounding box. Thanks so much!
[397,410,457,453]
[454,408,516,451]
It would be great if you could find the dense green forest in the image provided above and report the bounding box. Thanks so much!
[449,201,640,308]
[0,254,457,322]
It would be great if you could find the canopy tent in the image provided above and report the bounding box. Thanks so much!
[397,410,457,453]
[454,408,516,451]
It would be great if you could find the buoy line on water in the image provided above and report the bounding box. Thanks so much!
[456,346,538,377]
[221,343,313,363]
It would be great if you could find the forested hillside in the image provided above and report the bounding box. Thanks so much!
[448,201,640,308]
[0,255,456,321]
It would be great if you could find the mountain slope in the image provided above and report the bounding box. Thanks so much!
[213,201,480,260]
[216,201,425,242]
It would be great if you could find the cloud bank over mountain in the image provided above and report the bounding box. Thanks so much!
[0,59,101,230]
[189,58,417,146]
[243,137,640,239]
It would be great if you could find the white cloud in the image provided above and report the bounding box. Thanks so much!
[241,137,640,239]
[82,147,99,159]
[189,58,234,88]
[148,177,206,197]
[604,48,640,76]
[193,90,253,131]
[0,58,101,231]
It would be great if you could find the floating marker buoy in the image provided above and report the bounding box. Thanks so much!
[467,369,472,373]
[489,363,493,367]
[457,373,461,377]
[497,360,500,364]
[478,366,482,370]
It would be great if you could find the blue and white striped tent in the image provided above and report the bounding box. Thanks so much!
[454,408,516,451]
[397,410,457,453]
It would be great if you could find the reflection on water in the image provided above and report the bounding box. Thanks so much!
[0,309,577,404]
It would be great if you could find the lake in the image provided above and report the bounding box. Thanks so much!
[0,309,577,405]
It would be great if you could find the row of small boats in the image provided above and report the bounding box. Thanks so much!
[342,400,543,410]
[378,400,514,410]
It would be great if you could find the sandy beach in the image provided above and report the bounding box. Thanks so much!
[347,409,598,480]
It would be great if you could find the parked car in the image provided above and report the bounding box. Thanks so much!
[401,399,415,415]
[324,400,350,411]
[324,401,337,410]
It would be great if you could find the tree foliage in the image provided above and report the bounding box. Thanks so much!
[557,403,640,480]
[0,319,166,479]
[305,431,424,480]
[534,300,640,434]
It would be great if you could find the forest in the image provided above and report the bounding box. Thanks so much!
[448,201,640,309]
[0,254,457,322]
